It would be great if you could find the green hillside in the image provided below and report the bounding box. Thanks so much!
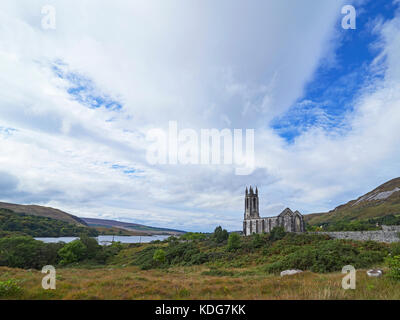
[0,208,98,237]
[305,177,400,227]
[0,202,87,226]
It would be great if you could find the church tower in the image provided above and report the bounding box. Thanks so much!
[244,186,259,219]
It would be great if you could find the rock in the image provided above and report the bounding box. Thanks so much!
[367,269,383,277]
[280,269,303,277]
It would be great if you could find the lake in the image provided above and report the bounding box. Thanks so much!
[35,235,171,245]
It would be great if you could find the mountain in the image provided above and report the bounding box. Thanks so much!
[0,202,186,236]
[81,217,186,236]
[0,202,87,226]
[305,177,400,225]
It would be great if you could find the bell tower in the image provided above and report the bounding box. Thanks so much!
[244,186,259,219]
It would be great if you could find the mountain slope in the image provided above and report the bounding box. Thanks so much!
[81,217,185,236]
[0,202,87,226]
[305,177,400,225]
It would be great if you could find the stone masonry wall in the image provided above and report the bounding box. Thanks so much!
[313,230,400,243]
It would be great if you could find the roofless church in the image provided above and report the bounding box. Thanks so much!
[243,186,305,236]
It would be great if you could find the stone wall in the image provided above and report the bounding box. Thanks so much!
[382,225,400,232]
[314,230,400,243]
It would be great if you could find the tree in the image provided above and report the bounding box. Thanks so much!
[227,233,241,251]
[79,234,101,259]
[212,226,229,243]
[58,239,87,265]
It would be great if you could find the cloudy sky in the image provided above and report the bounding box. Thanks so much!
[0,0,399,232]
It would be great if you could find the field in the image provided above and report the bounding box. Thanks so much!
[1,265,400,300]
[1,228,400,300]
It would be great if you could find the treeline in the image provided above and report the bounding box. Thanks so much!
[308,214,400,232]
[0,235,122,269]
[0,209,98,237]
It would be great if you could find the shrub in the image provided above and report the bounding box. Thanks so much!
[131,246,158,270]
[264,239,386,274]
[270,226,286,242]
[227,233,241,251]
[202,269,235,277]
[354,251,386,268]
[0,279,22,298]
[250,233,264,248]
[58,239,87,265]
[0,236,62,269]
[79,234,102,260]
[153,249,166,264]
[386,255,400,280]
[390,242,400,256]
[180,232,208,241]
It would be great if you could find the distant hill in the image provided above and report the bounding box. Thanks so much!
[0,202,87,226]
[305,177,400,225]
[0,208,97,237]
[81,217,186,236]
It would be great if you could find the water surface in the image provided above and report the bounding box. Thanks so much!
[35,235,170,245]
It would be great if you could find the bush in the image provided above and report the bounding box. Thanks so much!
[0,236,63,269]
[153,249,166,264]
[227,233,241,251]
[202,269,235,277]
[58,239,87,265]
[250,233,264,248]
[386,255,400,280]
[180,232,208,241]
[212,226,229,244]
[390,242,400,256]
[270,226,286,242]
[0,279,22,297]
[264,239,387,274]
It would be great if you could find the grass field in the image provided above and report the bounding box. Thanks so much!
[1,265,400,300]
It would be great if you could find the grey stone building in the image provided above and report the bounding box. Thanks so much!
[243,186,305,236]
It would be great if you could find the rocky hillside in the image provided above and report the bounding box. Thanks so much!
[0,202,87,226]
[305,177,400,225]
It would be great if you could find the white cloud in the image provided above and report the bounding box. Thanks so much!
[2,1,400,232]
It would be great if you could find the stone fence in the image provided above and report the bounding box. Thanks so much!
[312,229,400,243]
[382,225,400,232]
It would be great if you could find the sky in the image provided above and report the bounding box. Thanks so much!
[0,0,400,232]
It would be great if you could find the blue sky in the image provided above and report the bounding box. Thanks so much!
[272,0,398,142]
[0,0,400,232]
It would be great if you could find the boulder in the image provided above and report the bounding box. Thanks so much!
[366,269,383,277]
[280,269,303,277]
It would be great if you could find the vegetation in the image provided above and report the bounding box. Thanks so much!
[212,226,229,243]
[308,214,400,232]
[0,279,22,298]
[2,264,400,300]
[0,234,123,269]
[1,222,400,299]
[0,236,63,269]
[386,255,400,281]
[0,208,98,237]
[227,233,241,251]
